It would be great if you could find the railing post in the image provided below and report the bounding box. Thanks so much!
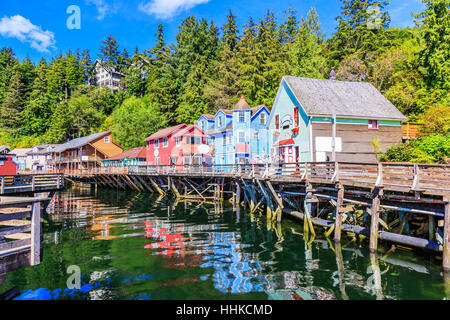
[369,188,382,253]
[443,197,450,272]
[375,163,383,188]
[32,175,35,192]
[332,162,339,183]
[31,200,41,266]
[411,164,419,190]
[0,177,4,194]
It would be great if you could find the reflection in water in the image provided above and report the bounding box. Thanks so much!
[0,187,447,300]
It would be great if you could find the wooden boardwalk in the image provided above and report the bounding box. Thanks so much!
[0,174,64,195]
[69,162,449,271]
[0,196,47,288]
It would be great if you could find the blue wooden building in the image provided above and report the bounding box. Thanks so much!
[200,95,270,165]
[267,76,406,163]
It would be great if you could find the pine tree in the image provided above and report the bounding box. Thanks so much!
[99,35,122,73]
[22,58,53,135]
[331,0,391,61]
[289,8,327,78]
[413,0,450,88]
[0,64,26,133]
[204,10,242,110]
[0,48,17,106]
[80,49,93,82]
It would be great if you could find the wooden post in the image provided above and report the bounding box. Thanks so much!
[331,112,336,161]
[31,200,41,266]
[443,199,450,272]
[334,186,344,242]
[0,177,4,194]
[32,175,35,192]
[235,182,241,208]
[369,189,381,253]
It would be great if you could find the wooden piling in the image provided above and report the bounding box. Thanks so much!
[30,200,41,266]
[334,186,344,242]
[369,189,381,253]
[443,198,450,272]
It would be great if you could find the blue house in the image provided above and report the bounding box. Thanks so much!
[267,76,406,163]
[202,95,270,165]
[197,114,215,133]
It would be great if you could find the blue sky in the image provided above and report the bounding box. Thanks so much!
[0,0,426,63]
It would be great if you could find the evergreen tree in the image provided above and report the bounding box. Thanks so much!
[413,0,450,88]
[0,64,26,133]
[99,35,122,73]
[0,48,17,106]
[331,0,391,61]
[80,49,93,83]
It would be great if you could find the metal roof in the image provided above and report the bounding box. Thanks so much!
[283,76,407,121]
[102,147,146,161]
[144,124,187,142]
[53,131,111,153]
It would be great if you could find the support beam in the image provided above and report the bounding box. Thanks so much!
[369,188,382,253]
[30,201,41,266]
[149,177,165,196]
[334,186,344,242]
[444,199,450,272]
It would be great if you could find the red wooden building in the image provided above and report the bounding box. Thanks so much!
[145,124,210,166]
[0,155,18,175]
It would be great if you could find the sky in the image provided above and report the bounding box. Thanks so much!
[0,0,426,63]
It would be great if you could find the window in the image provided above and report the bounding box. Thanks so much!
[195,137,201,145]
[223,134,227,146]
[176,137,181,146]
[239,131,245,143]
[146,142,150,150]
[154,139,159,148]
[368,120,379,129]
[239,111,245,123]
[163,137,168,147]
[253,132,259,140]
[260,112,266,124]
[294,107,299,127]
[104,136,110,144]
[217,116,223,127]
[275,115,279,129]
[227,132,232,144]
[210,136,215,145]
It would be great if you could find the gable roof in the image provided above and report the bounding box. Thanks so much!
[11,148,32,157]
[207,123,233,135]
[282,76,406,121]
[103,147,146,161]
[27,144,60,155]
[199,114,215,121]
[172,125,208,138]
[233,95,251,110]
[144,124,187,142]
[0,145,11,154]
[53,131,112,153]
[217,109,232,115]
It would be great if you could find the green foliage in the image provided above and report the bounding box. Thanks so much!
[380,134,450,163]
[111,96,167,149]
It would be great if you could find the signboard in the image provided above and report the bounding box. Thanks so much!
[315,137,342,152]
[154,149,159,157]
[81,156,89,161]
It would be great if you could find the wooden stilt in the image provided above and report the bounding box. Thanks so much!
[30,201,41,266]
[443,199,450,272]
[149,177,165,196]
[334,186,344,242]
[335,242,348,300]
[369,188,382,253]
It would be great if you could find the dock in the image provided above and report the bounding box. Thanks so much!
[69,161,450,271]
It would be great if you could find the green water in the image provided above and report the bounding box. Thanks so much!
[1,187,448,300]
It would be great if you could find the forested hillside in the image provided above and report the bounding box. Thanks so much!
[0,0,448,162]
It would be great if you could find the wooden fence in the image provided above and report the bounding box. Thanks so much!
[0,174,64,195]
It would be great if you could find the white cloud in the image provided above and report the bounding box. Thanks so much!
[0,15,56,53]
[138,0,211,20]
[86,0,119,21]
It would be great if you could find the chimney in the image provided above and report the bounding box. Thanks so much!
[330,67,336,81]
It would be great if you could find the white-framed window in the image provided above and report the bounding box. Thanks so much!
[239,111,245,123]
[253,132,259,140]
[146,142,150,150]
[238,131,245,143]
[260,112,266,124]
[154,139,159,148]
[200,121,205,131]
[217,116,223,127]
[222,134,227,146]
[163,137,168,147]
[227,132,232,144]
[368,120,379,129]
[104,136,110,144]
[176,137,181,146]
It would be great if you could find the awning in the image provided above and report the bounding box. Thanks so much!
[274,139,294,146]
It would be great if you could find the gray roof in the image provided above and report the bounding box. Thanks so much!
[0,145,11,154]
[283,76,407,121]
[53,131,111,153]
[11,148,32,157]
[27,144,59,155]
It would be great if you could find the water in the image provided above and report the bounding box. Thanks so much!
[1,187,448,300]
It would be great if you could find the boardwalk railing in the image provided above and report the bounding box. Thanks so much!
[73,162,450,195]
[0,174,64,195]
[0,196,46,267]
